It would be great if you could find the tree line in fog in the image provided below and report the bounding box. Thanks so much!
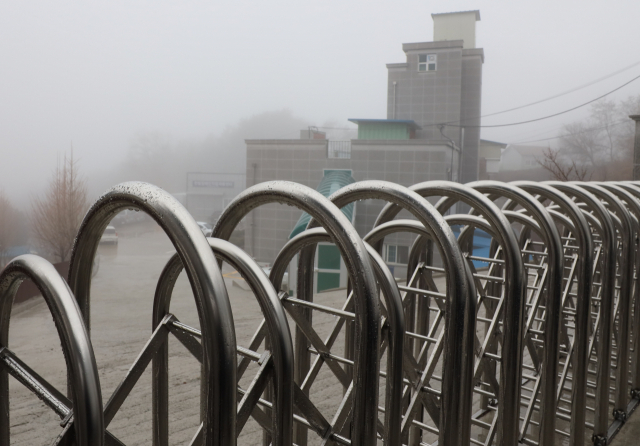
[540,95,640,181]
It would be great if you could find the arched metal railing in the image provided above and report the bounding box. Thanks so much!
[3,179,640,446]
[0,255,103,446]
[376,181,527,446]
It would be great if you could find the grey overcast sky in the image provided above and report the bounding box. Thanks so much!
[2,1,640,202]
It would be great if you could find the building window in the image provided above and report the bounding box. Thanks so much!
[385,245,409,264]
[418,54,437,72]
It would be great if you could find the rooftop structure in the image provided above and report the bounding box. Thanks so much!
[347,119,422,140]
[432,10,481,49]
[386,9,484,183]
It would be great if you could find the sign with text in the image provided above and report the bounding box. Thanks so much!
[192,180,234,188]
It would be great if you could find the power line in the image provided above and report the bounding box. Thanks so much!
[508,122,566,142]
[310,64,640,133]
[507,119,591,144]
[510,118,630,145]
[441,72,640,129]
[481,59,640,119]
[432,60,640,128]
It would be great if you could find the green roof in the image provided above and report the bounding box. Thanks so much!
[289,170,356,239]
[347,118,422,129]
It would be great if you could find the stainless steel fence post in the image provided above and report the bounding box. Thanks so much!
[213,181,381,446]
[320,180,477,446]
[469,181,564,446]
[547,182,617,445]
[513,181,594,446]
[270,226,405,446]
[362,220,445,445]
[68,182,237,446]
[396,213,495,445]
[0,255,103,446]
[375,181,526,446]
[153,237,295,446]
[579,183,635,436]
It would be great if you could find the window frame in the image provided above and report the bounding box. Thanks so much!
[418,54,437,72]
[384,244,409,265]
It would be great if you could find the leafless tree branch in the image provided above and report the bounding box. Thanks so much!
[537,147,592,182]
[0,191,25,265]
[556,96,640,180]
[31,151,88,262]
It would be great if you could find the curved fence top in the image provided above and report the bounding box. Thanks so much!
[7,177,640,446]
[68,181,237,446]
[469,180,565,446]
[153,237,295,446]
[213,180,380,446]
[374,180,526,446]
[317,180,476,446]
[272,226,404,445]
[0,255,103,446]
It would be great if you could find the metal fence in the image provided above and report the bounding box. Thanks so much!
[2,179,640,446]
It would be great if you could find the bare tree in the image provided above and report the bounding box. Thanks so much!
[617,95,640,160]
[557,96,640,180]
[538,147,591,181]
[31,151,88,262]
[0,191,26,266]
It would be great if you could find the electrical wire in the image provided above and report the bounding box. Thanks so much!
[308,63,640,134]
[506,118,593,144]
[481,59,640,119]
[431,61,640,127]
[440,72,640,129]
[511,118,630,145]
[508,122,566,142]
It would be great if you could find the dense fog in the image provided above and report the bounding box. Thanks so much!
[2,1,640,206]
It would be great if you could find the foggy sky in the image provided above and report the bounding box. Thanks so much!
[2,1,640,204]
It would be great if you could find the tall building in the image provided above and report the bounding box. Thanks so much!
[244,10,485,291]
[386,10,483,183]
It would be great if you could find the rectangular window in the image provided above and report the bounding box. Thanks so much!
[387,245,396,263]
[385,245,409,264]
[418,54,437,72]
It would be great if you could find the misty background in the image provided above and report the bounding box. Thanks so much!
[2,1,640,205]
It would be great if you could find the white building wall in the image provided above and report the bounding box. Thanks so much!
[432,11,479,49]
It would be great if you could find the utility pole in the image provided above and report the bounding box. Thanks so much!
[631,115,640,181]
[438,125,462,182]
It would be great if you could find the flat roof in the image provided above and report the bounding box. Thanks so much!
[480,138,508,146]
[348,119,422,130]
[431,10,480,20]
